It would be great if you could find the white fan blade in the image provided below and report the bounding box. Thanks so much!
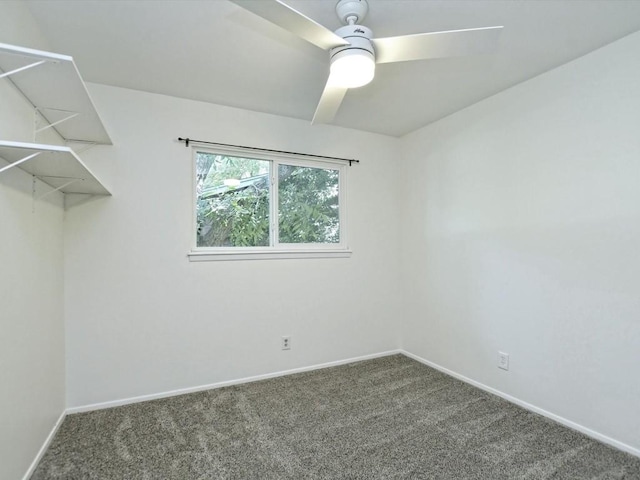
[230,0,349,50]
[372,26,503,64]
[312,80,348,124]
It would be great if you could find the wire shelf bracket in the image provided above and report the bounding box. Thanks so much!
[35,107,81,135]
[36,176,84,201]
[0,151,42,174]
[0,59,49,79]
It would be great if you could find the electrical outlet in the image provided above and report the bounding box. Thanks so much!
[281,336,291,350]
[498,351,509,370]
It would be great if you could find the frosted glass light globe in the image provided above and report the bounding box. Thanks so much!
[329,50,375,88]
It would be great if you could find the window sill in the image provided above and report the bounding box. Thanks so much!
[188,248,352,262]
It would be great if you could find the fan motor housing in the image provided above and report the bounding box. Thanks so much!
[330,24,375,62]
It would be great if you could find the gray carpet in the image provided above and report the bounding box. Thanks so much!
[32,354,640,479]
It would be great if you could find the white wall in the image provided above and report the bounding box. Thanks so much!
[5,0,638,470]
[0,2,66,479]
[400,31,640,451]
[63,84,402,408]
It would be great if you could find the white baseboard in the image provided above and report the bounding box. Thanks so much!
[22,410,66,480]
[27,348,639,478]
[400,349,640,458]
[66,349,402,414]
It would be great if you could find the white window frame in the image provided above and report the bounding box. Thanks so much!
[188,145,351,261]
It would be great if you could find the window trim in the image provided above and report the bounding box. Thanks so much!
[188,145,351,261]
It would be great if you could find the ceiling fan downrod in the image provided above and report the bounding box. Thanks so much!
[335,0,369,25]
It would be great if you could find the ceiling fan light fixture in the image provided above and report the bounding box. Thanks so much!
[230,0,503,125]
[329,48,375,88]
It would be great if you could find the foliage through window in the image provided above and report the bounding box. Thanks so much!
[194,149,345,252]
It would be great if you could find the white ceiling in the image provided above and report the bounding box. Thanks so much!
[25,0,640,137]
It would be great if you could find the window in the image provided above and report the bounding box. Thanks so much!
[190,146,350,261]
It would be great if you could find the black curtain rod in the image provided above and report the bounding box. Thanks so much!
[178,137,360,166]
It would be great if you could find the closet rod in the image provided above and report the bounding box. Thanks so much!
[178,137,360,166]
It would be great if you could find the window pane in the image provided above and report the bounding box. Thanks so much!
[196,152,270,247]
[278,164,339,244]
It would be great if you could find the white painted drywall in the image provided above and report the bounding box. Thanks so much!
[0,3,66,479]
[0,1,51,51]
[400,31,640,450]
[63,84,402,407]
[6,0,638,469]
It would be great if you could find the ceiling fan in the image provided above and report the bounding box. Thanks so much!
[230,0,503,124]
